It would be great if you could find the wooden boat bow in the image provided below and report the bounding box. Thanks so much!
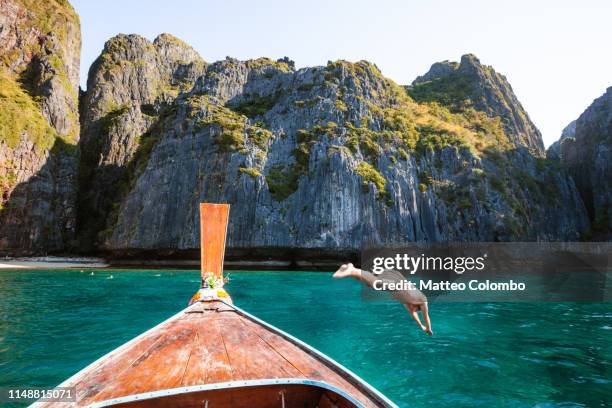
[32,203,397,408]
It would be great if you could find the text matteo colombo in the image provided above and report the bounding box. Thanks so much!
[373,279,526,291]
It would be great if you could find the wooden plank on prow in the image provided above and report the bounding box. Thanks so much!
[199,203,230,283]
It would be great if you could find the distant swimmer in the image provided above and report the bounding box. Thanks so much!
[333,263,433,335]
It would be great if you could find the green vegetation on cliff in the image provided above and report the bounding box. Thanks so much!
[266,164,302,201]
[354,161,386,195]
[188,95,273,153]
[1,0,79,70]
[231,94,278,117]
[245,57,293,73]
[407,72,473,112]
[324,60,511,162]
[239,167,262,178]
[0,0,80,151]
[0,72,58,151]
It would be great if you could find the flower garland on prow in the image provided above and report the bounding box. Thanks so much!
[202,272,230,289]
[188,272,232,305]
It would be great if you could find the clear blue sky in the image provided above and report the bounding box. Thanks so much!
[71,0,611,147]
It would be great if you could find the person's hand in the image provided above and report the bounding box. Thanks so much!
[333,263,356,278]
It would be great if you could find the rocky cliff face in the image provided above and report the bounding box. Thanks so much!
[81,48,588,255]
[549,88,612,238]
[77,33,206,248]
[409,54,545,155]
[547,120,576,160]
[0,0,80,254]
[0,0,595,257]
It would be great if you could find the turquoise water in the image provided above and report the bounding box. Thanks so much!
[0,270,610,407]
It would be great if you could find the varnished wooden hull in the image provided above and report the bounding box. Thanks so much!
[33,300,397,408]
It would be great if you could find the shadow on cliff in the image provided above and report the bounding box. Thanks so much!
[75,161,124,253]
[0,138,78,256]
[75,111,162,253]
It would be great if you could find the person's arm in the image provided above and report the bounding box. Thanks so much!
[333,263,377,286]
[354,268,378,287]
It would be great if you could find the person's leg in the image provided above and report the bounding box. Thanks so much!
[405,304,426,332]
[420,302,433,335]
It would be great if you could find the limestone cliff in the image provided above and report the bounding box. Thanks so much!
[0,1,595,258]
[77,33,206,248]
[547,120,576,160]
[549,88,611,238]
[409,54,544,155]
[0,0,80,254]
[81,50,588,256]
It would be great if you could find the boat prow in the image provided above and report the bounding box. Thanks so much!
[32,204,397,407]
[34,299,395,407]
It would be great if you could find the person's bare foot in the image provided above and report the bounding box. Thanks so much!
[333,263,358,278]
[418,324,433,336]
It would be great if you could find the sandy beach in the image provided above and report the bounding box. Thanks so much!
[0,257,109,269]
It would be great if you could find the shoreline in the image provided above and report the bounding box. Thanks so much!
[0,248,356,271]
[0,257,340,271]
[0,257,110,269]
